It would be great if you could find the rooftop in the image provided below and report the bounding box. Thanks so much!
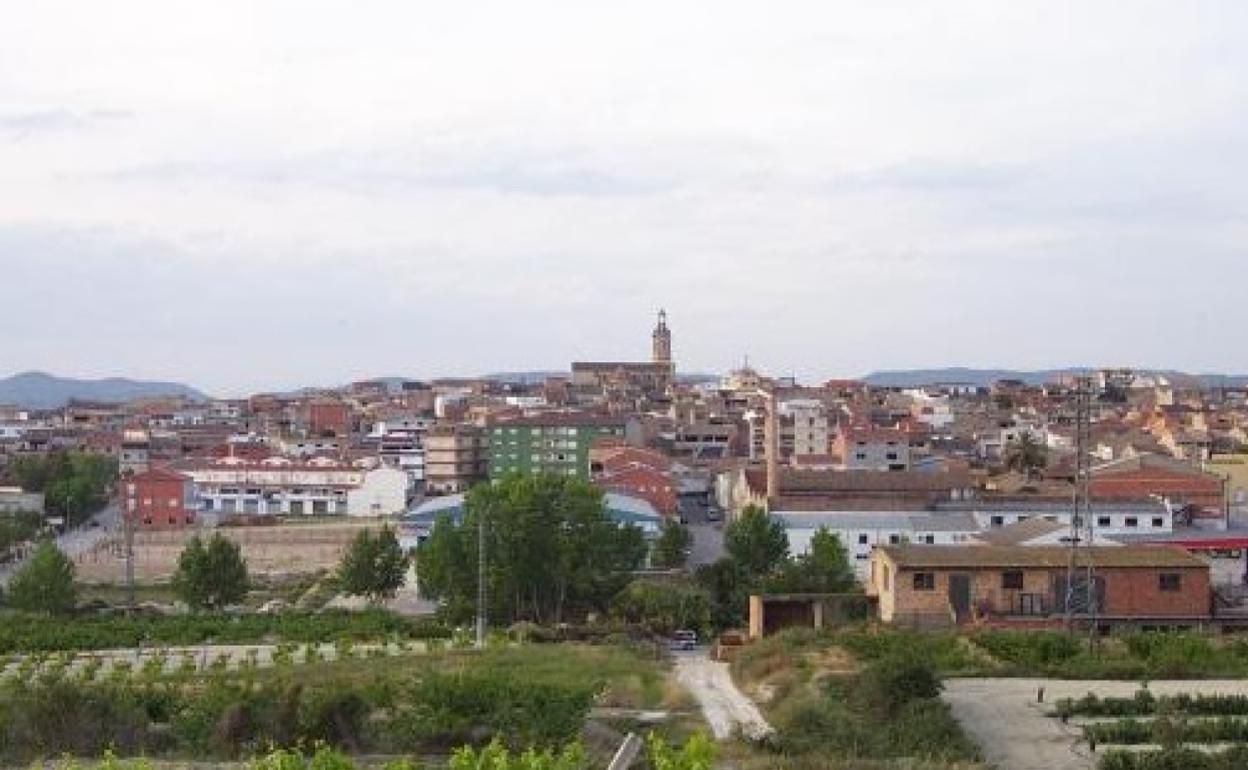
[877,544,1207,570]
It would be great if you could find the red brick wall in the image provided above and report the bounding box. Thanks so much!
[1100,567,1210,618]
[126,475,193,529]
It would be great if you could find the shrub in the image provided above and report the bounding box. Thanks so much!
[857,656,942,716]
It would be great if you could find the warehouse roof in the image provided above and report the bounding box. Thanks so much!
[876,544,1207,570]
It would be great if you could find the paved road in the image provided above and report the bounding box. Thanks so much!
[943,678,1248,770]
[679,498,725,567]
[672,649,773,740]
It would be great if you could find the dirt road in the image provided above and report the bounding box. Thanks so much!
[943,678,1248,770]
[672,651,773,740]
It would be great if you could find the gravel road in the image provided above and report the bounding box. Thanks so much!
[672,650,773,740]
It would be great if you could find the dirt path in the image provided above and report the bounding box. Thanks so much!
[943,678,1248,770]
[672,651,773,741]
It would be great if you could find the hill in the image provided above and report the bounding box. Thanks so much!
[0,372,208,410]
[861,367,1248,389]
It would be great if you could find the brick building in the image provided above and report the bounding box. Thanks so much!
[124,466,196,529]
[868,544,1211,629]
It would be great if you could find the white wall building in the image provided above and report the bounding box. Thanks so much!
[774,511,981,580]
[177,456,409,517]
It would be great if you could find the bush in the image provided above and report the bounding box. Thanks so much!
[0,609,449,653]
[857,656,942,716]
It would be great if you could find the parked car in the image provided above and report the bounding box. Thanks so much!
[670,629,698,651]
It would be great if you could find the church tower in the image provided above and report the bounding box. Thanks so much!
[652,309,672,366]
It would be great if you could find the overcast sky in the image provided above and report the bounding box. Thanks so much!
[3,2,1247,396]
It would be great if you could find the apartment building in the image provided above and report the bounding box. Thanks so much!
[488,414,627,480]
[424,424,487,494]
[123,466,196,529]
[835,426,911,471]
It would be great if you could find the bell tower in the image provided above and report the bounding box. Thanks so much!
[652,309,672,366]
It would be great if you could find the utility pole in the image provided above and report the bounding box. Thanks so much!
[1064,375,1095,644]
[475,501,487,649]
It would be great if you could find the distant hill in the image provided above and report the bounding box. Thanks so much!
[861,367,1248,389]
[0,372,208,410]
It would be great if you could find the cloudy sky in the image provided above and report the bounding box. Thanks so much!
[3,1,1247,396]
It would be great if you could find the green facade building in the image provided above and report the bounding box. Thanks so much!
[487,415,626,480]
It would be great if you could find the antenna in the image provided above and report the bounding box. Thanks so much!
[1064,375,1095,641]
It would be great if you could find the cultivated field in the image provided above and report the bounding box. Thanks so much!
[943,678,1248,770]
[73,519,385,582]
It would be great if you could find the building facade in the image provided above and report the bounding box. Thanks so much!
[176,456,408,517]
[423,424,487,494]
[868,544,1211,628]
[488,414,626,480]
[124,467,196,529]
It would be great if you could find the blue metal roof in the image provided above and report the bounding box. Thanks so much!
[403,491,661,531]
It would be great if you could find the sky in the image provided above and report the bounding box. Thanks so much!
[3,1,1248,396]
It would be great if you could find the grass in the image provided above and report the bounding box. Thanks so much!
[732,630,984,769]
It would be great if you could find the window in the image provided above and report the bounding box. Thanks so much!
[1152,517,1164,528]
[889,534,901,544]
[912,572,936,591]
[1125,517,1138,528]
[923,534,935,544]
[858,534,869,545]
[1159,573,1182,592]
[1002,570,1024,590]
[990,515,1004,527]
[886,452,898,461]
[1097,516,1111,527]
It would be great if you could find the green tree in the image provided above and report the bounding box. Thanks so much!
[651,520,693,569]
[724,505,789,578]
[611,579,711,634]
[416,474,647,625]
[693,557,749,630]
[172,533,249,610]
[6,451,117,526]
[1005,433,1048,479]
[8,540,77,614]
[766,527,856,593]
[337,526,409,603]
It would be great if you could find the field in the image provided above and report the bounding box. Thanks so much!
[0,639,688,763]
[725,626,1248,770]
[945,679,1248,770]
[73,520,384,582]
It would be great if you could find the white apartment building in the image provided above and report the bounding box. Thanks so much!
[177,456,408,517]
[782,399,830,458]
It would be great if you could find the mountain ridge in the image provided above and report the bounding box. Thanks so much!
[0,371,208,410]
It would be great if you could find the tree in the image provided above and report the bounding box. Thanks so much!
[611,579,711,634]
[693,557,748,630]
[172,534,249,610]
[651,520,693,569]
[1005,433,1048,479]
[416,473,648,625]
[724,505,789,578]
[6,451,117,526]
[337,526,409,603]
[766,527,856,593]
[8,540,76,614]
